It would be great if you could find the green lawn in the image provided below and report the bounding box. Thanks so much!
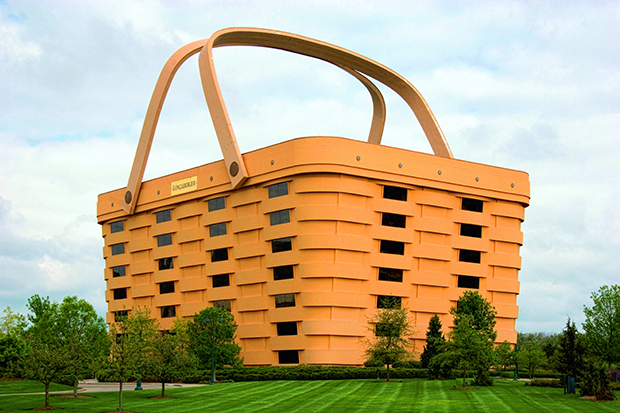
[0,379,617,412]
[0,379,73,395]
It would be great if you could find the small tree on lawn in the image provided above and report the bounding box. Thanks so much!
[583,284,620,368]
[102,307,158,412]
[552,318,586,381]
[363,296,415,382]
[421,314,446,379]
[147,318,197,398]
[188,307,242,377]
[494,341,514,377]
[518,342,547,379]
[0,334,27,378]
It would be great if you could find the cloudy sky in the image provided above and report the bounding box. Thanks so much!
[1,0,618,333]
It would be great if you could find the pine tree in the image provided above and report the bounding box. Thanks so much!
[421,315,445,377]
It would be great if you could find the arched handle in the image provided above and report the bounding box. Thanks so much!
[124,27,452,214]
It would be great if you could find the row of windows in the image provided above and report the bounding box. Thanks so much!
[382,185,485,214]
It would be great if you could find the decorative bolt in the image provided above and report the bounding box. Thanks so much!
[476,177,479,182]
[398,163,402,168]
[271,160,274,165]
[356,156,361,161]
[230,161,239,177]
[124,191,132,204]
[438,170,442,175]
[511,183,515,188]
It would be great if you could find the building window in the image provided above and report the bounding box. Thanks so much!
[159,281,175,294]
[214,300,231,312]
[382,213,406,228]
[268,182,288,198]
[112,265,126,278]
[378,268,403,283]
[383,185,407,201]
[110,221,124,233]
[159,257,174,270]
[458,275,480,289]
[157,233,173,247]
[459,249,481,264]
[377,295,401,309]
[161,306,176,318]
[277,322,298,336]
[209,222,227,237]
[114,310,128,322]
[461,198,483,213]
[208,197,226,212]
[273,265,294,280]
[460,223,482,238]
[270,210,290,226]
[111,243,125,255]
[212,274,230,288]
[156,209,171,223]
[113,288,127,300]
[275,293,296,308]
[272,237,292,253]
[278,350,299,364]
[211,248,228,262]
[380,240,405,255]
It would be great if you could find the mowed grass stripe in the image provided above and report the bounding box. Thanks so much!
[282,379,363,412]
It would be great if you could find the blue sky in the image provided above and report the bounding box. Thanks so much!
[0,0,618,333]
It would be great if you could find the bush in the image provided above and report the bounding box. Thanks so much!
[392,360,422,369]
[363,359,384,368]
[525,379,563,388]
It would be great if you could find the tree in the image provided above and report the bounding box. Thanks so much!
[0,306,27,337]
[583,284,620,367]
[494,341,514,377]
[102,307,158,412]
[518,343,547,379]
[188,307,242,374]
[0,334,27,378]
[147,319,197,398]
[56,296,108,397]
[580,357,616,400]
[452,291,497,342]
[363,297,415,381]
[421,315,445,378]
[22,296,69,409]
[553,318,586,380]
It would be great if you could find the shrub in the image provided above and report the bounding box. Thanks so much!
[525,379,563,388]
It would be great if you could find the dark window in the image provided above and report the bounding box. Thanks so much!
[272,237,292,253]
[461,198,483,213]
[110,221,124,233]
[211,248,228,262]
[377,295,401,309]
[268,182,289,198]
[210,223,227,237]
[383,185,407,201]
[161,306,176,318]
[382,213,406,228]
[214,300,231,312]
[208,197,226,212]
[275,293,296,308]
[156,209,171,223]
[460,224,482,238]
[277,322,298,336]
[111,243,125,255]
[114,310,128,322]
[157,233,173,247]
[459,249,481,264]
[458,275,480,289]
[212,274,230,288]
[278,350,299,364]
[113,288,127,300]
[112,265,126,278]
[380,240,405,255]
[274,265,294,280]
[159,257,174,270]
[159,281,175,294]
[378,268,403,282]
[270,210,290,226]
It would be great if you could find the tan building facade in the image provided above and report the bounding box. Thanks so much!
[97,28,530,366]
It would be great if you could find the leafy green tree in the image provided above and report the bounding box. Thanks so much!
[0,306,27,337]
[102,307,158,412]
[188,307,242,374]
[147,319,197,397]
[494,340,514,377]
[0,334,27,378]
[583,284,620,368]
[580,357,616,400]
[363,297,415,381]
[56,296,108,397]
[421,315,445,378]
[519,343,547,379]
[22,296,69,409]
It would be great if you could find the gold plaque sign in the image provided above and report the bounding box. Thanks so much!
[171,175,197,196]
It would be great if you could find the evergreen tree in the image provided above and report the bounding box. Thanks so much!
[553,318,586,380]
[421,315,445,378]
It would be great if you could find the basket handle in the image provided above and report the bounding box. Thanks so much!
[123,28,452,213]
